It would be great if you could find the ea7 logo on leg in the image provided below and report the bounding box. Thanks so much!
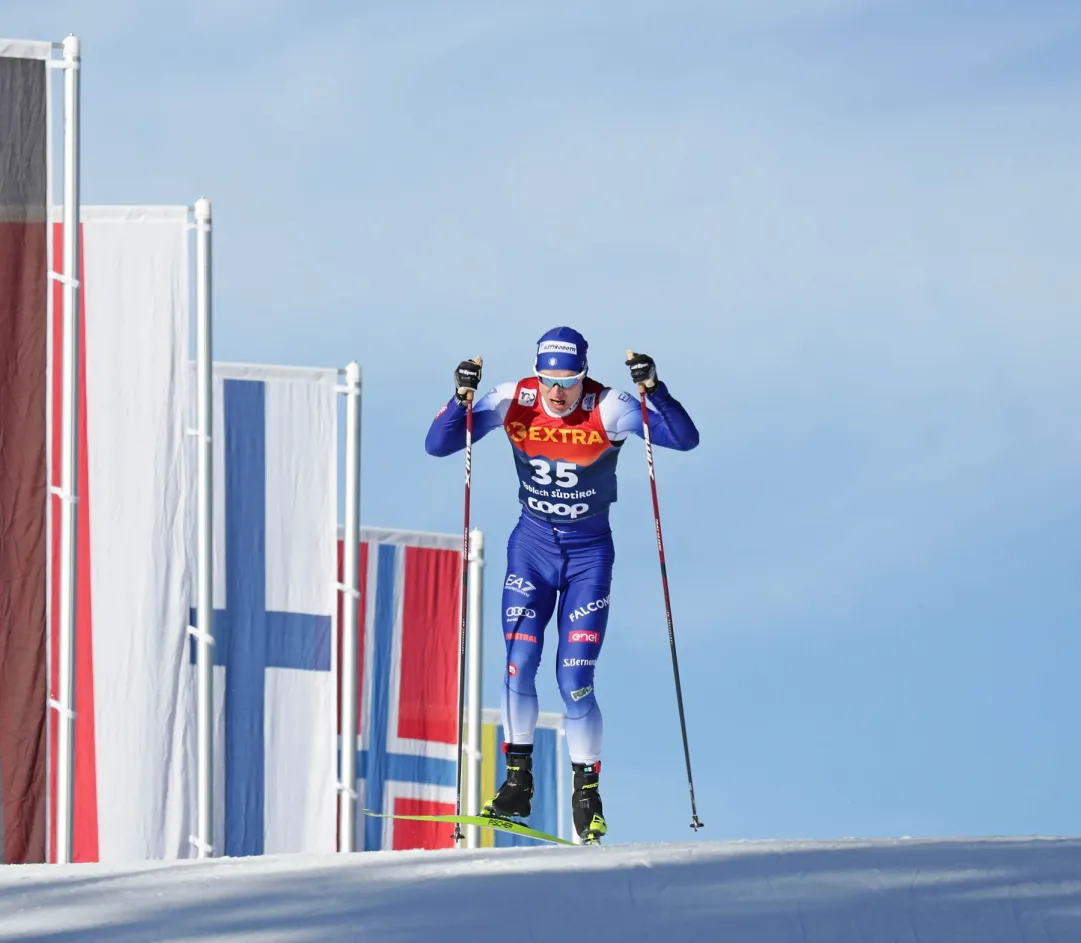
[504,574,536,597]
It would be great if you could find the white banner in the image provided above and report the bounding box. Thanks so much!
[57,206,193,862]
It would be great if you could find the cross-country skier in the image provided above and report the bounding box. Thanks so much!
[424,327,699,843]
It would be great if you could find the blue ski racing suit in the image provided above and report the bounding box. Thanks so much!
[425,349,698,767]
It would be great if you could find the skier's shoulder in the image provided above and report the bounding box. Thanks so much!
[502,376,544,410]
[575,381,638,441]
[594,382,638,419]
[471,379,541,424]
[493,379,524,399]
[475,380,519,407]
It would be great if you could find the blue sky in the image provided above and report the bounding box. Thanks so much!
[11,0,1081,845]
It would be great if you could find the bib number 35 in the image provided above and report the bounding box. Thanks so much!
[529,459,578,487]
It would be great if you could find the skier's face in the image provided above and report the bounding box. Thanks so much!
[537,370,583,411]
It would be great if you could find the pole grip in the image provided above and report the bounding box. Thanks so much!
[626,349,647,394]
[464,355,482,403]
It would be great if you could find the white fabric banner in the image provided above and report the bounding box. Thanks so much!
[62,206,193,862]
[198,363,338,856]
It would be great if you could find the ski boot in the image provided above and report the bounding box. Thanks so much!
[572,761,607,844]
[482,747,533,821]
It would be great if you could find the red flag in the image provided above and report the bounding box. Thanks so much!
[0,43,49,866]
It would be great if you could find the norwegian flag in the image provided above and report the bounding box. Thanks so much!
[337,526,463,851]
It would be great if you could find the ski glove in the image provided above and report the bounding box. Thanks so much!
[625,351,658,391]
[454,358,482,405]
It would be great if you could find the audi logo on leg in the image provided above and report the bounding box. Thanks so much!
[505,606,536,620]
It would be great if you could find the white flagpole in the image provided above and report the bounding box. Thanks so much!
[557,724,567,842]
[465,527,484,848]
[338,360,362,851]
[43,35,56,866]
[192,196,214,859]
[52,32,81,866]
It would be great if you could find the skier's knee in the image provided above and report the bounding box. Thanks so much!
[504,634,542,683]
[558,673,597,718]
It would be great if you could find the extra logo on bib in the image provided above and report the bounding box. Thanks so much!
[503,377,616,523]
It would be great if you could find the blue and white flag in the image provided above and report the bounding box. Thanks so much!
[191,363,338,857]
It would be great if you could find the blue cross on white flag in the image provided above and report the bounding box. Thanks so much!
[190,363,339,857]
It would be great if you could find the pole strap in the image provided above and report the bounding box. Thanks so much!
[187,624,215,646]
[49,485,78,504]
[336,782,358,799]
[48,698,76,719]
[47,270,80,287]
[188,834,213,855]
[336,581,361,600]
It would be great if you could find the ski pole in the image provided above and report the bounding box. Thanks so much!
[453,357,480,845]
[628,351,704,832]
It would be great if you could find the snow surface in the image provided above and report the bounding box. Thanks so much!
[2,837,1080,941]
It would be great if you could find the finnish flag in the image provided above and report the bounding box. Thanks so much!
[191,363,339,856]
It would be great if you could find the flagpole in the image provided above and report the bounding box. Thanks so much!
[192,196,214,860]
[53,32,81,866]
[338,360,362,852]
[464,527,484,849]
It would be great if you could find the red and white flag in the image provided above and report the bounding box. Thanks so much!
[48,206,194,862]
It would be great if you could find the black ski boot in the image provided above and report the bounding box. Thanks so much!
[572,761,607,843]
[482,746,533,820]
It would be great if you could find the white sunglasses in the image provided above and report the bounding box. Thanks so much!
[534,368,586,389]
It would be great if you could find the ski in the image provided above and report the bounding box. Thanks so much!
[361,808,577,846]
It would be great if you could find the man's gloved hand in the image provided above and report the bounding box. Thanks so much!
[625,351,658,391]
[454,358,482,405]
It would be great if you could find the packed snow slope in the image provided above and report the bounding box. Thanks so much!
[2,837,1080,942]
